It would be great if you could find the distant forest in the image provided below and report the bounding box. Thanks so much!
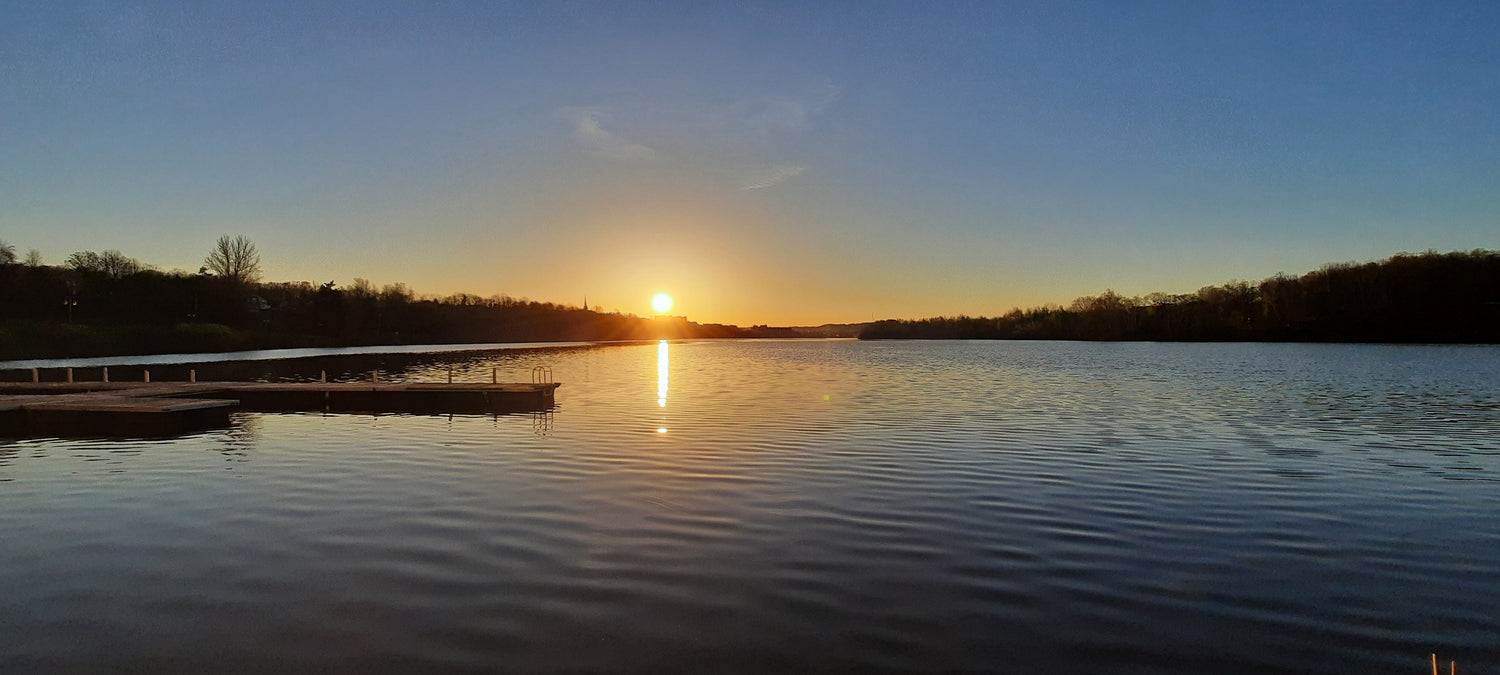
[860,250,1500,343]
[0,237,816,360]
[5,243,1497,359]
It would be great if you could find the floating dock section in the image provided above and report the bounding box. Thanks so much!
[0,381,559,438]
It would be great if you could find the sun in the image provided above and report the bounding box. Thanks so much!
[652,293,673,314]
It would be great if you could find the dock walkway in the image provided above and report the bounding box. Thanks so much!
[0,381,559,437]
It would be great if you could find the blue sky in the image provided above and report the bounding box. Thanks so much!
[3,1,1496,324]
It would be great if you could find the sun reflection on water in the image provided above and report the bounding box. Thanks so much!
[657,340,669,408]
[656,340,669,433]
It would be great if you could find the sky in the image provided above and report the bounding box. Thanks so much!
[3,1,1497,326]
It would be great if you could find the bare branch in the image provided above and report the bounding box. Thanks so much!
[204,235,262,284]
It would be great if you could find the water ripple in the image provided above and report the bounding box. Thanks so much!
[1,341,1498,673]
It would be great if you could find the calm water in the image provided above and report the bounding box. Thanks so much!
[2,340,1497,673]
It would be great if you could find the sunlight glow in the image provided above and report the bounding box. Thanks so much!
[652,293,673,314]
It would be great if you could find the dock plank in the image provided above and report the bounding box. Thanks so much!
[0,380,558,437]
[22,398,239,414]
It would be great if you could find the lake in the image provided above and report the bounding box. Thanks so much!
[1,340,1497,673]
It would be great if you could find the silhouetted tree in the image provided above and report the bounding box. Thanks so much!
[861,250,1500,343]
[66,250,100,271]
[12,244,1492,360]
[349,277,375,297]
[380,282,413,304]
[2,241,804,359]
[0,240,15,264]
[24,249,43,267]
[204,235,262,284]
[100,250,145,278]
[66,249,145,278]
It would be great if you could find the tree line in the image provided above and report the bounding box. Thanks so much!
[0,235,772,359]
[860,250,1500,343]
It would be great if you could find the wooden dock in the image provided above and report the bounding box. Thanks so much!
[0,381,559,438]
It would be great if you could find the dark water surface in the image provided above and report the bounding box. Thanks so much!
[2,340,1497,673]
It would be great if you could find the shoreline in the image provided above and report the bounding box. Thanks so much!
[0,340,609,370]
[0,337,859,371]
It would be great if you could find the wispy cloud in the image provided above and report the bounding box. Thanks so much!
[748,84,841,135]
[728,84,839,191]
[739,163,807,190]
[557,107,659,161]
[554,85,836,190]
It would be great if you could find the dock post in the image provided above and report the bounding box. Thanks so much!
[321,370,327,383]
[102,367,109,383]
[492,367,497,384]
[32,368,39,383]
[143,370,150,383]
[447,368,453,384]
[189,369,196,383]
[67,368,73,383]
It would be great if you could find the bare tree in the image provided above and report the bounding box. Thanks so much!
[99,250,144,277]
[66,250,102,271]
[379,282,413,304]
[349,277,376,297]
[24,249,43,267]
[204,235,262,284]
[0,240,15,264]
[66,250,145,278]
